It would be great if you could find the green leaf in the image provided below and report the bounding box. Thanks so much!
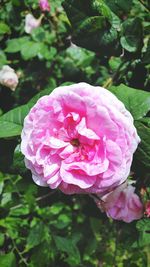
[136,219,150,247]
[91,0,121,30]
[142,38,150,64]
[0,121,22,138]
[1,192,12,206]
[12,144,26,173]
[31,27,46,42]
[54,235,81,265]
[109,56,122,71]
[0,78,56,139]
[106,0,133,13]
[5,37,29,53]
[38,45,57,61]
[120,18,143,52]
[0,22,11,35]
[0,103,32,138]
[0,252,16,267]
[66,45,95,68]
[63,0,118,54]
[0,50,8,68]
[135,118,150,168]
[54,214,72,229]
[110,84,150,120]
[110,84,150,168]
[21,41,41,60]
[26,222,46,250]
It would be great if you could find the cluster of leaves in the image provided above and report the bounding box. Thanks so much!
[0,0,150,266]
[63,0,150,89]
[0,172,148,266]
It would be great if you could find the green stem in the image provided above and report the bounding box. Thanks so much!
[139,0,149,12]
[10,236,28,266]
[103,60,126,89]
[10,190,56,210]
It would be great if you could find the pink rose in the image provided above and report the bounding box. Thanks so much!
[97,183,143,223]
[25,14,43,34]
[39,0,50,12]
[0,65,18,91]
[21,83,140,194]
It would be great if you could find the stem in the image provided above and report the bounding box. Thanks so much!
[103,60,126,89]
[10,237,28,266]
[139,0,149,12]
[89,194,100,202]
[10,190,56,210]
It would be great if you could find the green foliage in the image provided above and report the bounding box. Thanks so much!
[63,0,119,54]
[0,0,150,266]
[136,219,150,247]
[0,104,32,138]
[0,252,16,267]
[62,0,148,58]
[0,22,11,35]
[110,84,150,168]
[110,84,150,120]
[120,18,143,53]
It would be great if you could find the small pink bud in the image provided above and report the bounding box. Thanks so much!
[145,201,150,217]
[39,0,50,12]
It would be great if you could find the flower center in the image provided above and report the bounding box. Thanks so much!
[70,138,80,147]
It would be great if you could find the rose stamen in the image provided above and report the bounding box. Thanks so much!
[70,138,80,147]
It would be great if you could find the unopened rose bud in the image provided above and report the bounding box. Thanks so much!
[39,0,50,12]
[0,65,18,91]
[144,201,150,217]
[98,183,143,223]
[25,14,43,34]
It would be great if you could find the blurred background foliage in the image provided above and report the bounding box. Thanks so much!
[0,0,150,266]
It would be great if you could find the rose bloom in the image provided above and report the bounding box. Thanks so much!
[97,183,143,223]
[0,65,18,91]
[39,0,50,12]
[25,14,42,34]
[21,83,140,194]
[144,201,150,217]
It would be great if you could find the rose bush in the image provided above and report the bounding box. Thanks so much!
[0,0,150,265]
[21,82,140,195]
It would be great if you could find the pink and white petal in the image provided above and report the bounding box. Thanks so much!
[59,144,76,159]
[47,172,62,189]
[43,163,60,178]
[32,173,47,187]
[63,159,109,176]
[49,136,68,149]
[60,165,96,188]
